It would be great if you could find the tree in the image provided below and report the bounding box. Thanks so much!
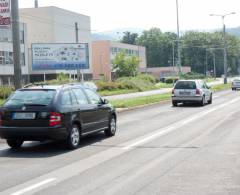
[112,51,140,77]
[137,28,177,67]
[121,31,139,45]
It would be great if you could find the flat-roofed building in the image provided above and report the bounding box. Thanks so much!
[92,41,147,81]
[20,6,92,82]
[0,23,29,85]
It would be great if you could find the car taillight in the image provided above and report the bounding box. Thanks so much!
[196,89,201,95]
[49,112,62,127]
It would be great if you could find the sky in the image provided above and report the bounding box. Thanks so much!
[19,0,240,33]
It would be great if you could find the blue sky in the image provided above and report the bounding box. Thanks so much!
[19,0,240,32]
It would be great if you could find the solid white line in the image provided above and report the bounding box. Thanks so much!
[11,178,56,195]
[122,97,239,150]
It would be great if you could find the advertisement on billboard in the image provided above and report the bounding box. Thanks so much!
[0,0,11,28]
[32,43,89,71]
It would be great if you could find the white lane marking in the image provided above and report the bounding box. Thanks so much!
[123,97,239,150]
[2,97,240,195]
[11,178,56,195]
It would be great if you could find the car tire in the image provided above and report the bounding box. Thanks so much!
[66,124,80,150]
[7,139,24,149]
[200,96,205,106]
[105,116,116,137]
[208,94,212,104]
[172,101,178,107]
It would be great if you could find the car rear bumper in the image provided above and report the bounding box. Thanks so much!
[172,96,202,102]
[232,84,240,89]
[0,126,68,141]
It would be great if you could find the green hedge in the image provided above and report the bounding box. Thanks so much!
[181,72,206,80]
[165,77,179,84]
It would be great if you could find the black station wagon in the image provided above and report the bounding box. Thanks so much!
[0,84,117,149]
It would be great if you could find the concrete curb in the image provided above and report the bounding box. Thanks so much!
[116,99,171,113]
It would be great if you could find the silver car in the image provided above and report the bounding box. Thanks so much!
[232,78,240,90]
[172,80,212,106]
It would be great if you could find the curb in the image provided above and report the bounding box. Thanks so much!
[116,99,171,113]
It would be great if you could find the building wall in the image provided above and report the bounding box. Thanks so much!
[92,41,147,81]
[92,41,111,81]
[20,6,92,78]
[110,42,147,69]
[0,23,29,85]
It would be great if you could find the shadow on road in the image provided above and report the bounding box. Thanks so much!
[0,132,108,158]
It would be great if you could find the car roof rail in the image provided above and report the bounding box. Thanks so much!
[23,83,49,88]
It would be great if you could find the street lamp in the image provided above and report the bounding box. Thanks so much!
[176,0,182,75]
[210,12,236,84]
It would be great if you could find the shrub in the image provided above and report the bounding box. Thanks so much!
[136,74,157,84]
[165,77,179,84]
[0,86,13,99]
[181,72,206,80]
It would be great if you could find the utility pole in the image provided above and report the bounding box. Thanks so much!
[222,18,228,84]
[213,52,216,79]
[11,0,22,89]
[34,0,38,8]
[205,49,208,76]
[210,12,236,84]
[75,22,84,83]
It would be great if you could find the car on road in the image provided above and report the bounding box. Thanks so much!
[0,84,116,149]
[232,78,240,90]
[172,80,212,106]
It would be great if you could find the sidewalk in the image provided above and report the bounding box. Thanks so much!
[104,78,226,101]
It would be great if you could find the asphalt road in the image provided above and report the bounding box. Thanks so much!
[0,89,240,195]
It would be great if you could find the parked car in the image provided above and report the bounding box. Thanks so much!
[172,80,212,106]
[232,78,240,90]
[0,84,116,149]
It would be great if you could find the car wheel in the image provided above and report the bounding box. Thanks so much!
[66,124,80,149]
[7,139,24,149]
[105,116,116,137]
[208,94,212,104]
[172,101,178,107]
[200,96,205,106]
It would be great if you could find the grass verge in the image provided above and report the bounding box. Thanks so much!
[99,89,139,96]
[0,99,4,106]
[110,93,171,108]
[211,83,231,92]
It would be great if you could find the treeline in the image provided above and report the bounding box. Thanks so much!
[121,28,240,76]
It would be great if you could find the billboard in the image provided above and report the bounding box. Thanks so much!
[32,43,89,71]
[0,0,11,28]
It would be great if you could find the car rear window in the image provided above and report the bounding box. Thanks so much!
[174,81,196,89]
[4,89,56,106]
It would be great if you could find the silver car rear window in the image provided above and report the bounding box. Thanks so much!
[175,81,196,89]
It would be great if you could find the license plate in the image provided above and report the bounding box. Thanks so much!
[13,112,36,120]
[179,91,191,95]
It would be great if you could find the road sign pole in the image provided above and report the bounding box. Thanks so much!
[11,0,22,89]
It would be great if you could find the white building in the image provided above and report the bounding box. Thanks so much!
[20,6,92,82]
[0,23,29,85]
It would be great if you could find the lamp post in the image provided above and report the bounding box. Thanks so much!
[176,0,181,75]
[210,12,236,84]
